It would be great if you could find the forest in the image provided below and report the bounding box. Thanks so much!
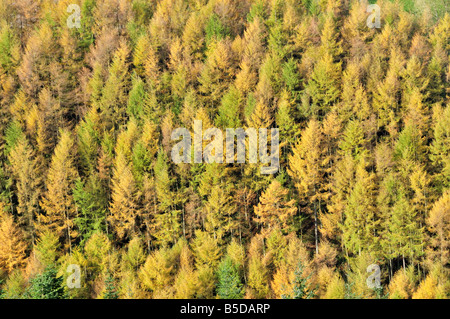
[0,0,448,299]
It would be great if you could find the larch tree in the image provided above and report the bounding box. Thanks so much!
[372,47,404,129]
[304,52,341,117]
[132,33,152,78]
[319,12,343,61]
[173,243,198,299]
[108,150,139,242]
[341,159,380,258]
[35,88,67,165]
[126,76,149,122]
[271,235,316,299]
[275,90,299,159]
[99,40,131,131]
[143,44,161,90]
[339,63,370,121]
[191,230,222,298]
[0,20,20,120]
[338,119,368,161]
[34,230,60,269]
[233,186,257,242]
[430,104,450,191]
[403,88,429,136]
[388,266,416,299]
[198,38,236,107]
[215,86,242,129]
[246,234,270,299]
[204,183,237,243]
[182,12,206,60]
[426,191,450,267]
[387,188,425,270]
[8,137,40,242]
[412,270,447,299]
[246,99,273,129]
[39,130,79,252]
[0,212,28,273]
[16,22,55,99]
[288,119,327,254]
[235,16,266,95]
[154,149,181,247]
[253,179,297,235]
[77,108,101,175]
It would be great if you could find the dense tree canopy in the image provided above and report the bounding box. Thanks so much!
[0,0,448,299]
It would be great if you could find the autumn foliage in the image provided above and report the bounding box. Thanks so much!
[0,0,448,299]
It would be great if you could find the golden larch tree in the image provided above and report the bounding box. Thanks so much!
[0,212,28,273]
[253,180,297,235]
[39,130,79,251]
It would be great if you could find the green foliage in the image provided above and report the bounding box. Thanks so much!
[77,0,95,49]
[216,257,244,299]
[25,267,66,299]
[0,279,4,299]
[127,76,148,120]
[216,87,242,128]
[73,177,107,245]
[0,20,19,72]
[205,14,229,46]
[247,0,268,22]
[374,287,389,299]
[394,124,425,162]
[103,274,119,299]
[4,121,24,156]
[282,58,301,92]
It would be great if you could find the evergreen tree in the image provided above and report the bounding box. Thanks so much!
[73,176,107,245]
[102,274,119,299]
[216,256,244,299]
[26,266,66,299]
